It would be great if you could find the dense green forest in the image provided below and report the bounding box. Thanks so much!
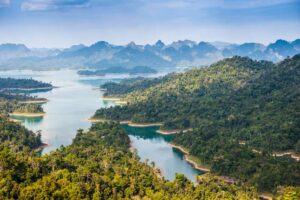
[0,94,44,115]
[94,55,300,193]
[0,78,52,90]
[101,74,174,96]
[0,100,44,115]
[0,78,49,114]
[0,117,42,148]
[0,117,265,199]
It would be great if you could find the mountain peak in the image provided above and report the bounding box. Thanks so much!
[127,41,138,47]
[273,39,290,45]
[0,43,30,52]
[154,40,165,48]
[126,41,144,51]
[266,39,295,57]
[170,40,196,49]
[90,41,111,49]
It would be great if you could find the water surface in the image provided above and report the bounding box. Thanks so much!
[123,125,204,181]
[0,70,204,181]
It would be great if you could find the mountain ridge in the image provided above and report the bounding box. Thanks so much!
[0,39,299,70]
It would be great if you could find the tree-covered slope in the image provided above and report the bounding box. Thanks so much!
[94,55,300,192]
[0,118,260,199]
[0,78,50,114]
[0,117,42,149]
[95,56,273,125]
[95,56,299,152]
[101,73,175,97]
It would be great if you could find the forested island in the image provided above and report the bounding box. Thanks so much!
[78,66,157,76]
[0,78,52,116]
[94,55,300,194]
[0,78,53,92]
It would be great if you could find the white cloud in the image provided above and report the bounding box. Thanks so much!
[0,0,10,7]
[21,0,90,11]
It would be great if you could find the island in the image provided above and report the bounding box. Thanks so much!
[0,77,53,92]
[0,78,53,117]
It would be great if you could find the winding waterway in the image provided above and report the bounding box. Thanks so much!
[0,69,203,181]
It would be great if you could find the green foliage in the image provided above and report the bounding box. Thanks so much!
[14,103,44,113]
[0,78,52,90]
[0,100,44,114]
[101,73,175,97]
[0,117,42,149]
[0,120,258,199]
[0,77,49,114]
[276,186,300,200]
[94,55,300,192]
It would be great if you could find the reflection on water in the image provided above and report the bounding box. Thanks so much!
[10,115,44,125]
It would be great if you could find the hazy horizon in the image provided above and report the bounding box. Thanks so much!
[0,0,299,48]
[1,38,300,49]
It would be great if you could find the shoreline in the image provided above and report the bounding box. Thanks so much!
[128,122,163,127]
[156,128,192,135]
[100,96,128,105]
[35,143,49,152]
[258,193,273,200]
[9,118,22,123]
[119,120,163,127]
[127,122,163,127]
[119,120,131,124]
[101,96,122,101]
[170,143,210,172]
[272,151,300,161]
[115,100,128,105]
[10,112,45,117]
[19,99,49,104]
[87,118,110,123]
[0,86,55,92]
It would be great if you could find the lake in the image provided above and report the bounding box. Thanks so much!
[0,69,204,181]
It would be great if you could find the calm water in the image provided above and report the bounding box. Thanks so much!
[123,125,203,181]
[0,70,203,181]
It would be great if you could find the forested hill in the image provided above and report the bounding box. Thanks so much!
[95,56,274,124]
[95,55,299,153]
[101,73,175,96]
[101,56,273,102]
[94,55,300,192]
[0,118,262,199]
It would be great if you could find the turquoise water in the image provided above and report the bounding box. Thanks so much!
[123,125,204,181]
[0,70,204,181]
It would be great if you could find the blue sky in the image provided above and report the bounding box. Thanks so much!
[0,0,299,48]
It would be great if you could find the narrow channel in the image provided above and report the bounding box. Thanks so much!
[0,69,204,182]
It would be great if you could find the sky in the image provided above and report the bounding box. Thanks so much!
[0,0,299,48]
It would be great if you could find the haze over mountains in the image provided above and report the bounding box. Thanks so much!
[0,39,299,70]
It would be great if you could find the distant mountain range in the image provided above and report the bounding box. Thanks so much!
[0,39,299,70]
